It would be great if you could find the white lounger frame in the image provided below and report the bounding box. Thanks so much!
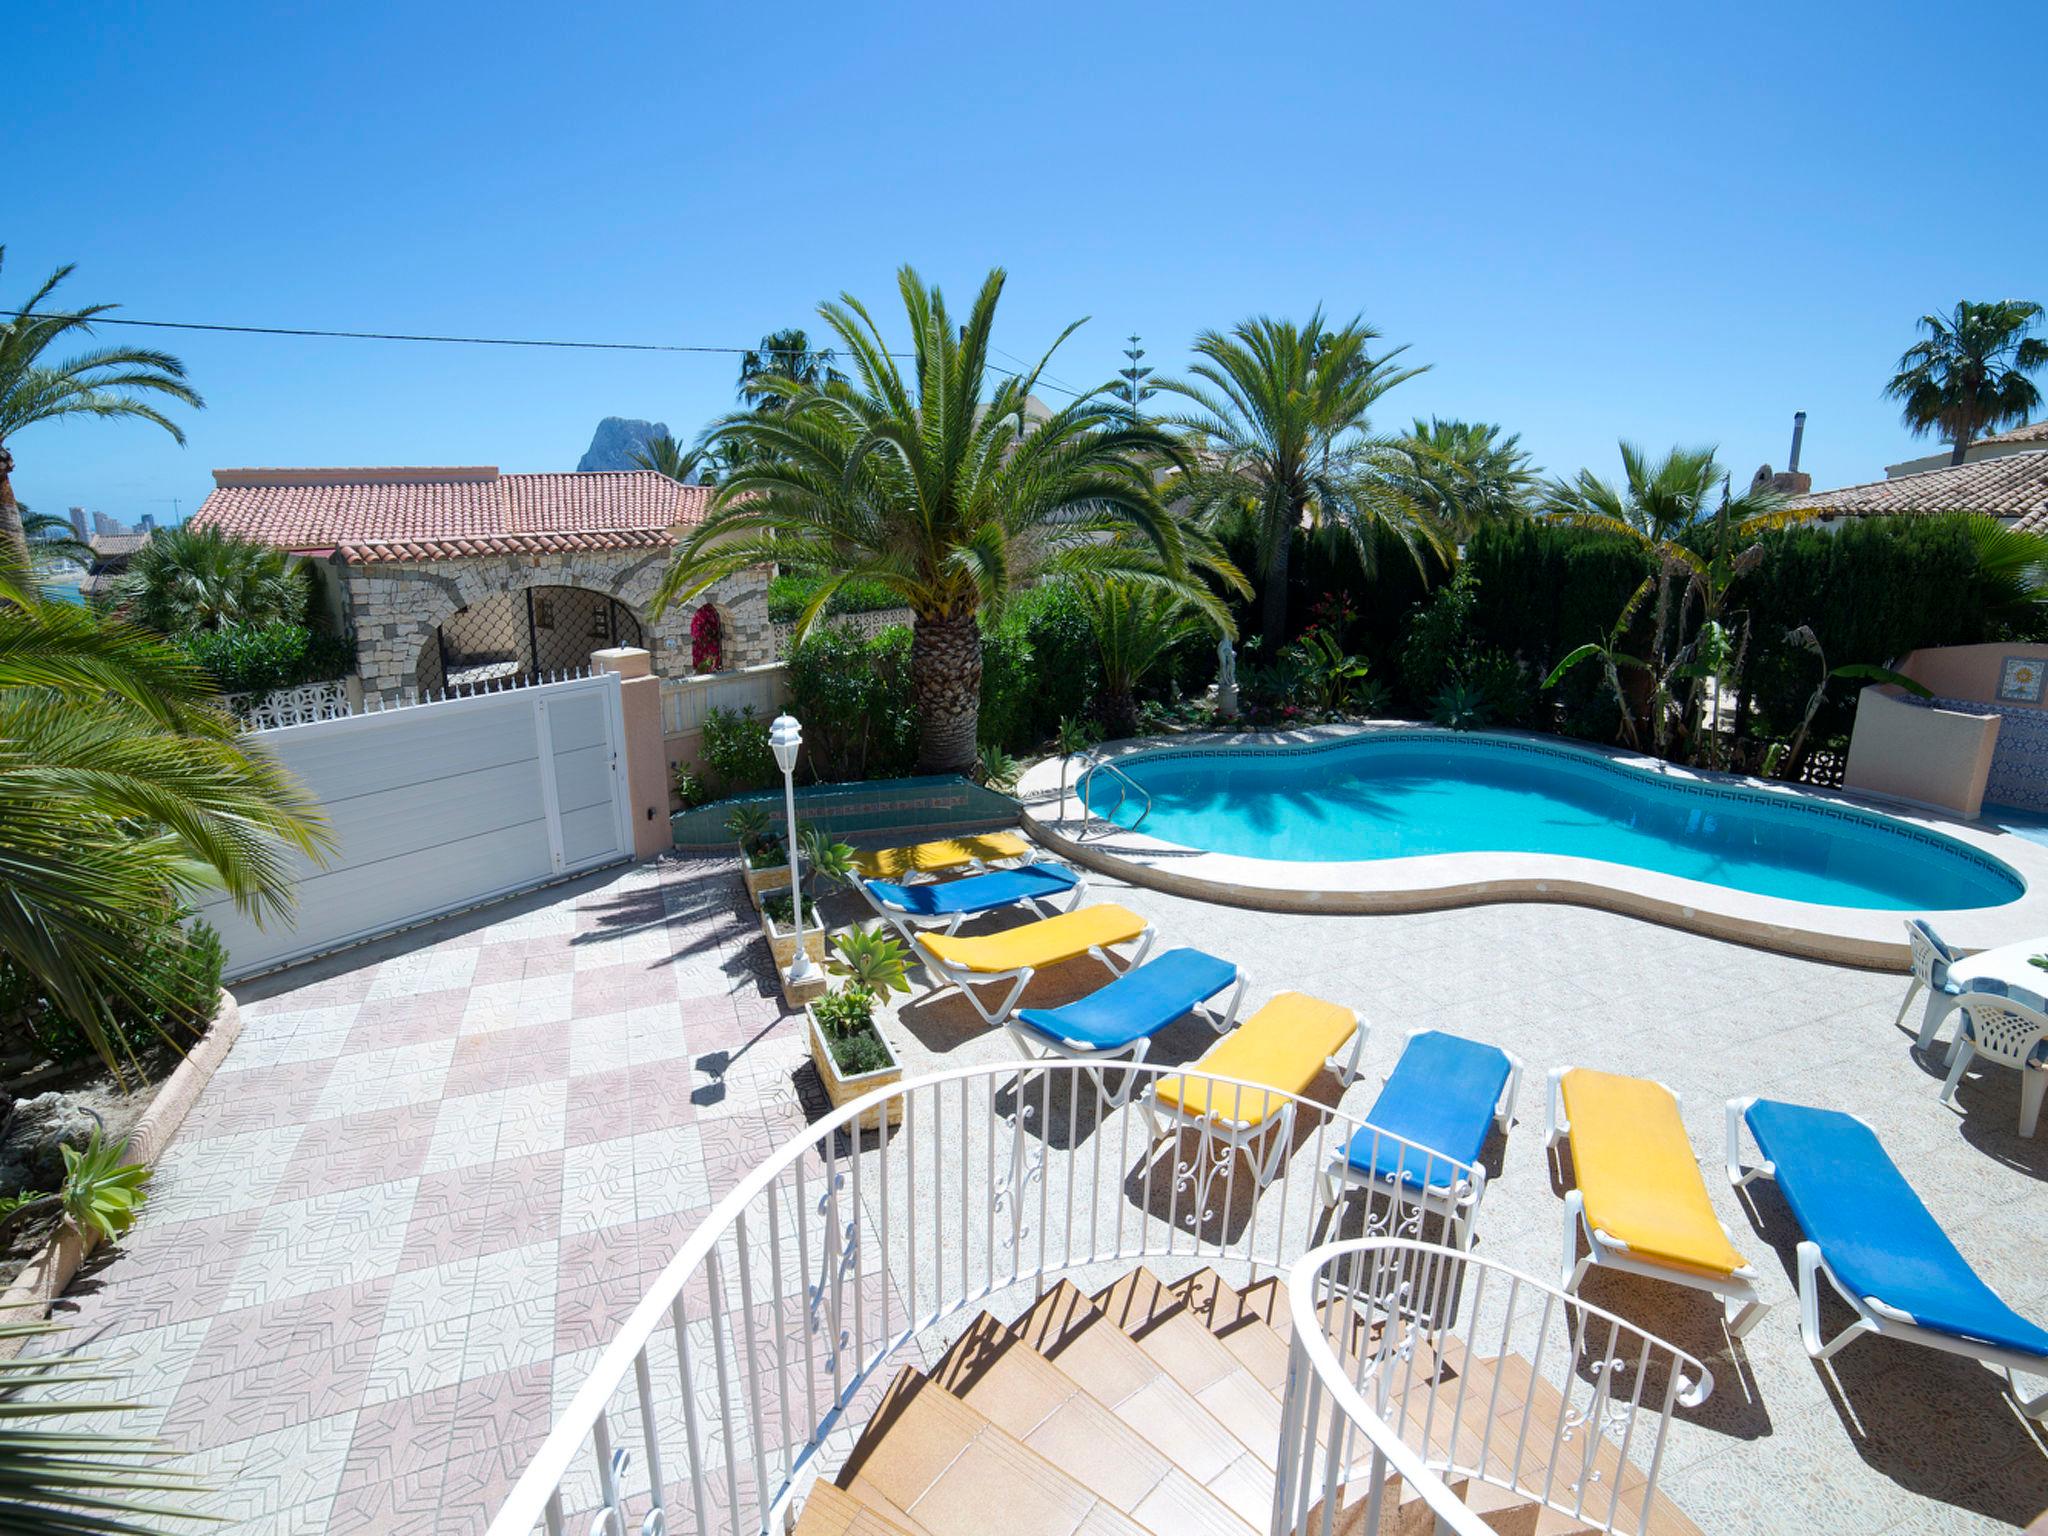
[1010,964,1250,1108]
[857,863,1089,948]
[1724,1095,2048,1419]
[1544,1067,1769,1338]
[914,921,1157,1029]
[1318,1028,1523,1250]
[1139,1006,1367,1219]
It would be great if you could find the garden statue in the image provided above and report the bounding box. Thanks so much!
[1216,634,1239,719]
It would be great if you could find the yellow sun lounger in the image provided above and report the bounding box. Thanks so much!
[914,903,1155,1026]
[1141,991,1366,1195]
[1545,1067,1768,1337]
[853,832,1035,883]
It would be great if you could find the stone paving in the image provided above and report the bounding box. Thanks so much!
[29,852,2048,1534]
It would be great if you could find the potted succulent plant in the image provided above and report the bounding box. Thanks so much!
[759,825,858,968]
[757,888,826,970]
[806,927,912,1130]
[727,805,793,908]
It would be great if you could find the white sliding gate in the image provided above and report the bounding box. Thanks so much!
[198,671,634,979]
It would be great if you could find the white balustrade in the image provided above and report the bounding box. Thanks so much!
[487,1060,1698,1536]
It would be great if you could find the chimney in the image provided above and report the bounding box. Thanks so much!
[1787,411,1807,474]
[1765,412,1813,497]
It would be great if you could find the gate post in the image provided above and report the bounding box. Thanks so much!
[593,648,671,860]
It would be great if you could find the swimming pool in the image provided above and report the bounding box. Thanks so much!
[1081,733,2022,911]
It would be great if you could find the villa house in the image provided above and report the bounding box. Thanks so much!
[1792,426,2048,532]
[189,464,772,703]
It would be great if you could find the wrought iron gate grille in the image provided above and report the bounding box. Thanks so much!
[415,585,645,697]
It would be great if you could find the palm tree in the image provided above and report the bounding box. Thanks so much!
[1078,577,1226,738]
[1540,442,1724,541]
[654,266,1213,772]
[1885,299,2046,465]
[108,523,311,635]
[0,548,326,1076]
[1155,313,1440,651]
[738,327,844,411]
[0,248,204,566]
[20,506,93,573]
[1392,418,1538,542]
[633,431,709,485]
[1543,445,1792,759]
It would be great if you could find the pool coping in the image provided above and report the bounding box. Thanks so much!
[1015,723,2048,969]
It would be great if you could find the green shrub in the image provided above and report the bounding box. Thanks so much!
[786,626,917,781]
[179,621,355,699]
[1399,569,1483,707]
[700,705,778,797]
[978,584,1100,752]
[766,573,904,625]
[812,980,894,1075]
[0,917,224,1066]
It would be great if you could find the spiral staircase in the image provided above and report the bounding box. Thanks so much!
[803,1265,1705,1536]
[486,1062,1714,1536]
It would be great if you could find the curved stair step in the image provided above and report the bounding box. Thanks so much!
[931,1311,1254,1536]
[838,1366,1153,1536]
[1014,1280,1274,1528]
[795,1479,926,1536]
[1091,1267,1287,1471]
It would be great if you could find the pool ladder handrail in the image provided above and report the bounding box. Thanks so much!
[1075,753,1151,838]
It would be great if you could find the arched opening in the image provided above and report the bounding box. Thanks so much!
[414,584,646,696]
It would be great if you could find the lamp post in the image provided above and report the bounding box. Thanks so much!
[768,713,818,984]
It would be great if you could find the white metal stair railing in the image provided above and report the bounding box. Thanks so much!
[1273,1237,1711,1536]
[485,1059,1487,1536]
[1074,755,1152,839]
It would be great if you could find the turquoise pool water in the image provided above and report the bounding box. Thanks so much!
[1083,734,2022,911]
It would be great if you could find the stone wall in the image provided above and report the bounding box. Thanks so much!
[340,548,772,704]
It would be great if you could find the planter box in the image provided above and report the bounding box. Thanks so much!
[806,1003,903,1130]
[760,906,828,970]
[780,963,829,1010]
[742,858,793,909]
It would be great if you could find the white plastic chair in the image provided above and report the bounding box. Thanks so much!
[1903,919,1970,1051]
[1943,992,2048,1137]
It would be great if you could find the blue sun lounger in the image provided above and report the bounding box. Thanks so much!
[1007,946,1246,1104]
[1320,1028,1522,1248]
[859,862,1087,944]
[1727,1095,2048,1418]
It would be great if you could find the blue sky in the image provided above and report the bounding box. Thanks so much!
[11,1,2043,528]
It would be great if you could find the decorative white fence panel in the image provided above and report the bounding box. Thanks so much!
[660,663,789,738]
[770,608,913,657]
[197,672,633,979]
[221,677,355,729]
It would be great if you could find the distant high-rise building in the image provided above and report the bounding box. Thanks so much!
[91,511,130,538]
[138,513,157,533]
[68,506,88,541]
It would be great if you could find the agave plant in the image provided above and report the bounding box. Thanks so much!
[828,926,913,996]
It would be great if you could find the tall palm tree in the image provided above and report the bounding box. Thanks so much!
[737,327,844,411]
[0,549,325,1076]
[632,431,709,485]
[1885,299,2046,465]
[1392,418,1538,542]
[1155,313,1439,650]
[0,248,203,565]
[108,523,311,635]
[654,266,1215,771]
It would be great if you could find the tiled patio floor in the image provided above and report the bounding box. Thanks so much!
[29,852,2048,1534]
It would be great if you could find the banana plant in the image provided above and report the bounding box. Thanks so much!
[1780,626,1933,777]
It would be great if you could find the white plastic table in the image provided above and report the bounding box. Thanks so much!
[1920,937,2048,1048]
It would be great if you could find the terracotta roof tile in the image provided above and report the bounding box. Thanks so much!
[1790,448,2048,531]
[1979,420,2048,447]
[189,466,711,560]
